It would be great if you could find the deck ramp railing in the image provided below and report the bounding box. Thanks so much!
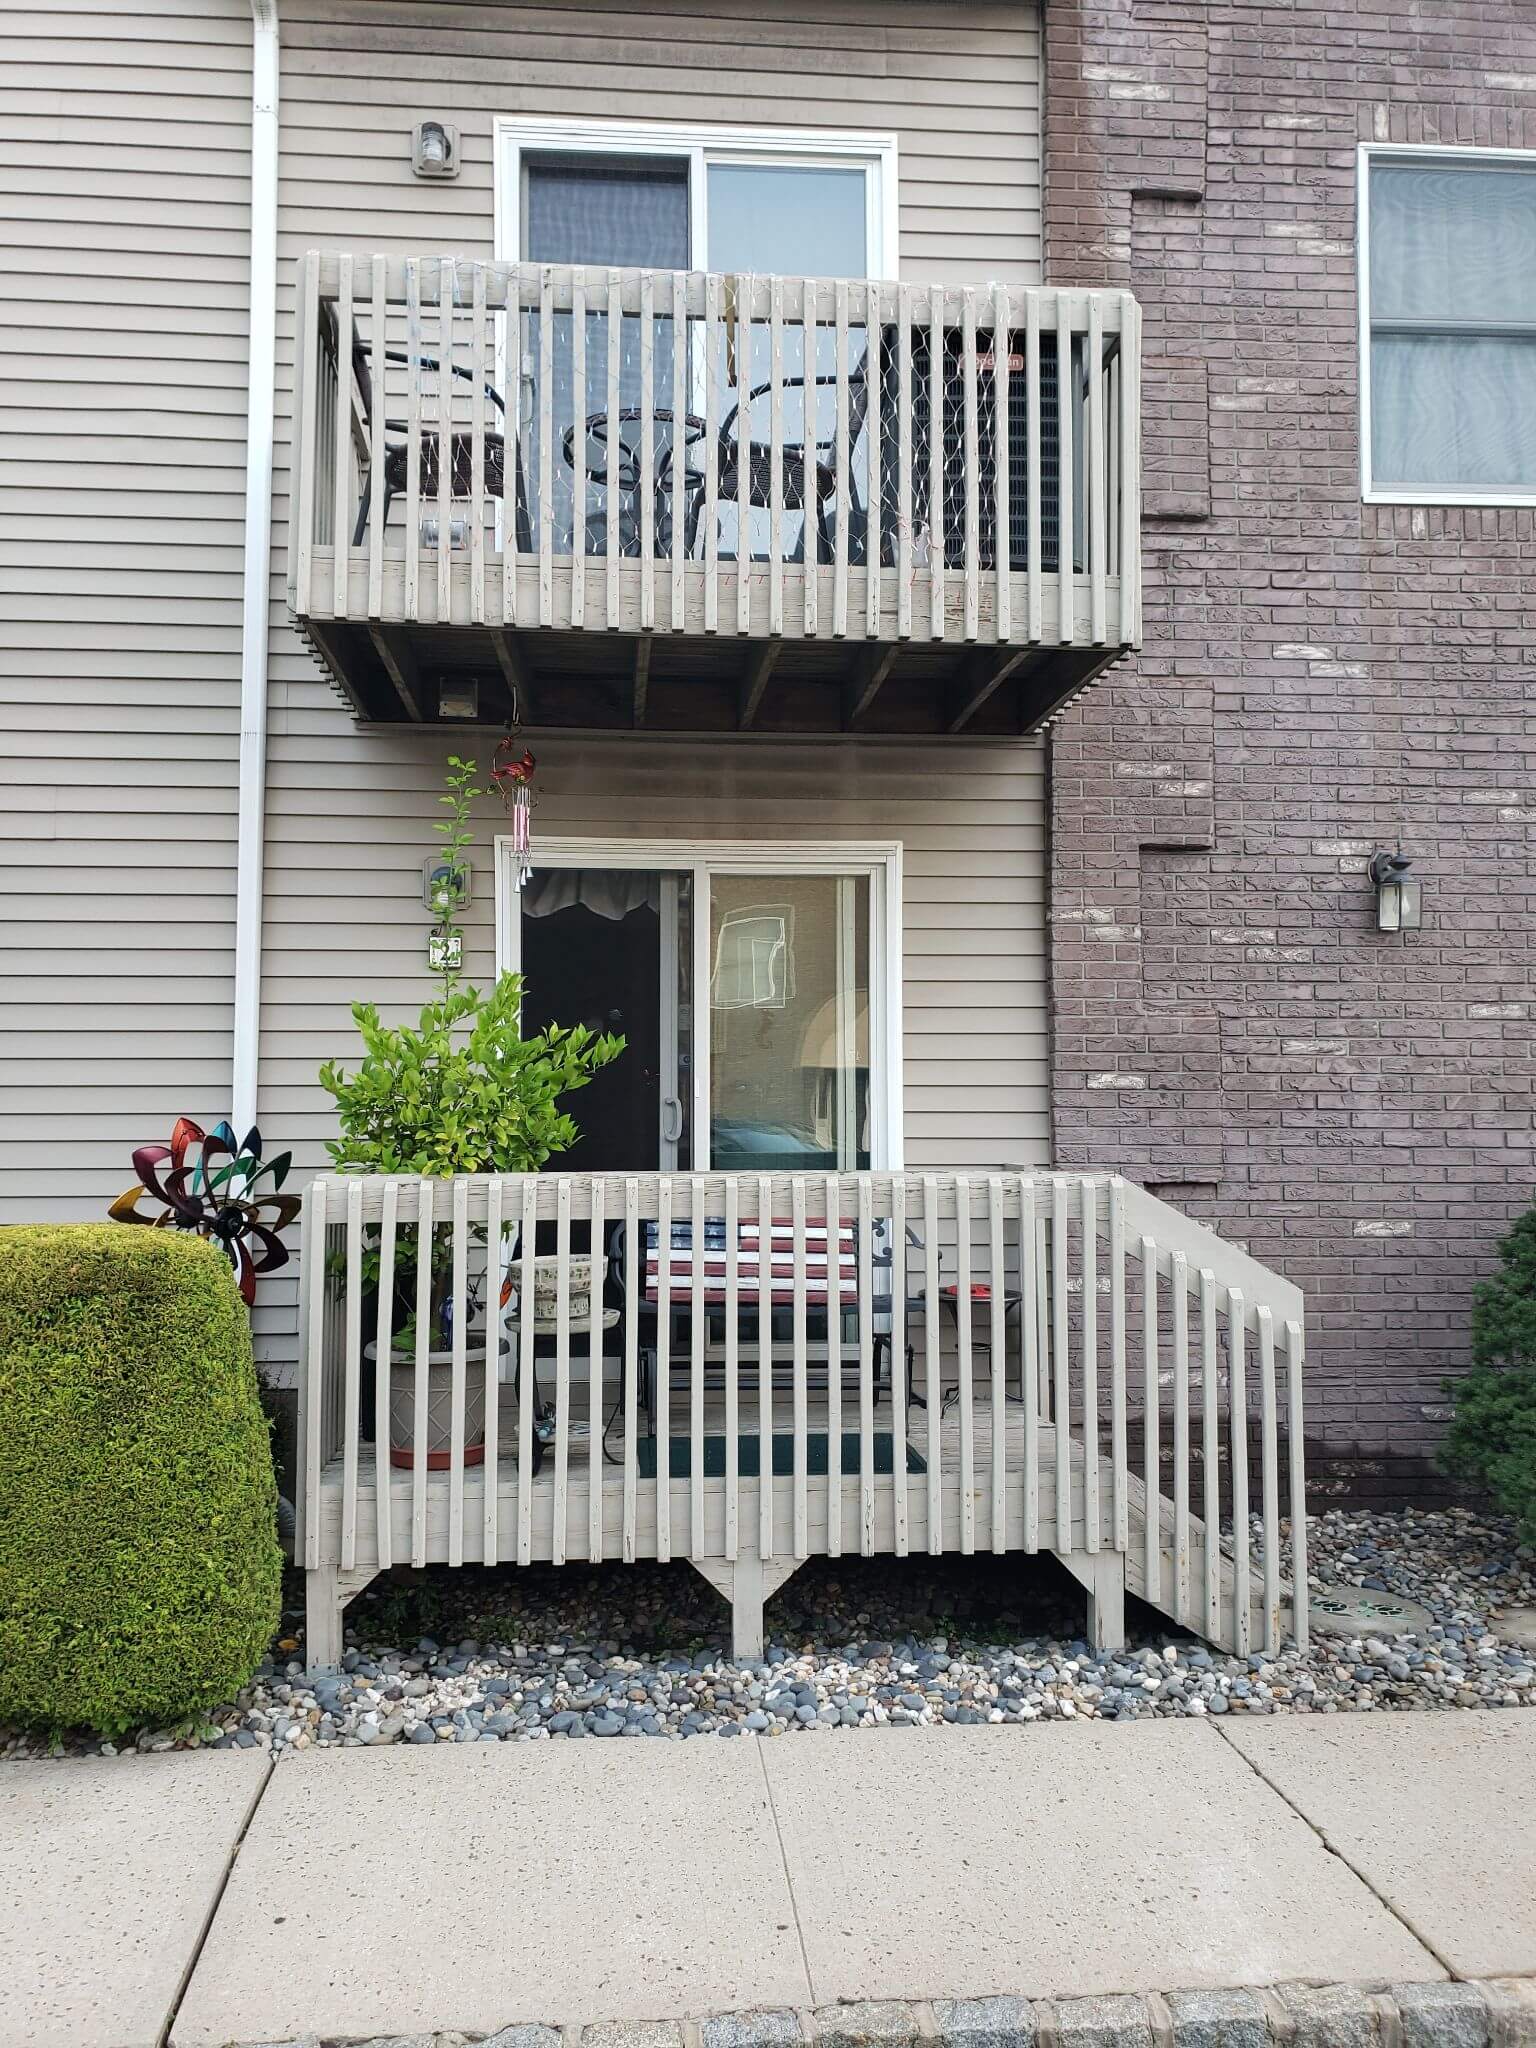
[291,254,1141,650]
[298,1170,1306,1656]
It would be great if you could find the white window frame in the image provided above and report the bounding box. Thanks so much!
[494,833,904,1172]
[1359,141,1536,507]
[493,114,900,278]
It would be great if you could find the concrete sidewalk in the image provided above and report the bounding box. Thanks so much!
[3,1714,1533,2048]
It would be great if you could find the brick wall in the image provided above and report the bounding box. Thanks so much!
[1044,0,1536,1501]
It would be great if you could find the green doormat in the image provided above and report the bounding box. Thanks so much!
[635,1432,925,1479]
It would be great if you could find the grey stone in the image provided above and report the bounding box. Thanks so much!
[1277,1984,1379,2048]
[1052,1994,1153,2048]
[1393,1980,1491,2048]
[1165,1987,1268,2048]
[581,2025,687,2048]
[813,2001,925,2048]
[700,2008,806,2048]
[933,1993,1038,2048]
[479,2027,564,2048]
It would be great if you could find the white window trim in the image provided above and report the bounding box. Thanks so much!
[493,114,900,278]
[1359,140,1536,507]
[493,833,904,1172]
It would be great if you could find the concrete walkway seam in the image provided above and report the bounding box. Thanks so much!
[1209,1722,1458,1979]
[198,1975,1536,2048]
[158,1753,278,2048]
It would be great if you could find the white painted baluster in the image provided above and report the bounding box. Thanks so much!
[1020,1175,1039,1553]
[737,274,753,636]
[865,279,882,640]
[690,1176,707,1555]
[1053,1179,1070,1552]
[516,1178,536,1568]
[1080,1178,1098,1551]
[570,271,586,631]
[858,1175,875,1557]
[928,288,945,640]
[993,283,1011,643]
[961,287,980,644]
[638,272,655,632]
[1120,293,1143,645]
[769,276,785,636]
[1141,1234,1159,1612]
[299,1180,328,1571]
[1171,1249,1190,1625]
[503,267,522,629]
[757,1174,774,1562]
[833,280,850,640]
[922,1174,942,1554]
[1056,291,1074,644]
[1258,1305,1279,1655]
[484,1177,504,1566]
[374,1179,398,1571]
[622,1177,639,1562]
[1229,1288,1250,1656]
[448,1175,469,1566]
[403,256,422,622]
[890,1174,909,1556]
[437,256,453,626]
[588,1175,604,1563]
[367,257,386,620]
[791,1175,809,1558]
[470,262,487,626]
[605,272,621,629]
[1088,291,1106,647]
[825,1172,842,1557]
[896,281,914,643]
[724,1176,740,1563]
[332,253,353,619]
[552,1176,571,1566]
[801,280,817,639]
[537,266,554,629]
[1286,1318,1308,1650]
[955,1173,974,1555]
[1200,1266,1220,1640]
[411,1179,433,1567]
[340,1178,363,1572]
[655,1175,672,1562]
[704,271,721,636]
[988,1175,1006,1553]
[671,269,687,632]
[1025,291,1042,644]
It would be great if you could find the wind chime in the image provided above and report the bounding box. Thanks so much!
[492,695,536,890]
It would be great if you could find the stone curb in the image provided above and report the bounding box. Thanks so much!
[220,1975,1536,2048]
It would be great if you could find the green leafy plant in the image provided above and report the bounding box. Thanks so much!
[430,755,479,992]
[0,1225,281,1735]
[1442,1202,1536,1545]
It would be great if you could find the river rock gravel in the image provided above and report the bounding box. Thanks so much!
[4,1506,1533,1758]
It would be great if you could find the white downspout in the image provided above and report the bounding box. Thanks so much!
[233,0,279,1135]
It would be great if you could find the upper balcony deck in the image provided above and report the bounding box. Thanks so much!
[290,253,1141,737]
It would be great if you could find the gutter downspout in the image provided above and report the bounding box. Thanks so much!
[233,0,279,1135]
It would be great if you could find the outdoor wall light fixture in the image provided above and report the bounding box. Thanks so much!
[1369,849,1422,933]
[412,119,460,178]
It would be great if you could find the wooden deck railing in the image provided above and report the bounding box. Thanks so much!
[297,1170,1306,1659]
[290,253,1141,651]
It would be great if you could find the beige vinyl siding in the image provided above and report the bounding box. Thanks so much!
[0,0,250,1220]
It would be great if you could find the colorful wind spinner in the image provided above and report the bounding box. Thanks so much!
[108,1117,300,1306]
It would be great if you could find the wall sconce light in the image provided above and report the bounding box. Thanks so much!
[1369,849,1422,932]
[412,119,459,179]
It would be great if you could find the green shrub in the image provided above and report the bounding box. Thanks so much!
[0,1224,282,1734]
[1442,1203,1536,1547]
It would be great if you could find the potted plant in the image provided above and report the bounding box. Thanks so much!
[318,758,623,1469]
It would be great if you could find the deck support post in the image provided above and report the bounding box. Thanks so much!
[305,1565,379,1675]
[688,1556,803,1661]
[1058,1550,1126,1654]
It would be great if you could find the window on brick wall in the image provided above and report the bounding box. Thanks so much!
[1361,147,1536,503]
